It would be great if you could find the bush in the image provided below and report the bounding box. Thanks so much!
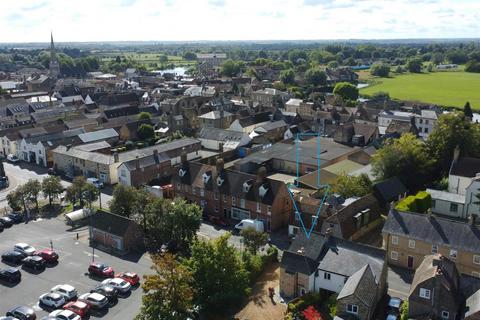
[415,191,432,213]
[266,246,278,263]
[370,63,391,77]
[396,195,418,212]
[243,252,264,282]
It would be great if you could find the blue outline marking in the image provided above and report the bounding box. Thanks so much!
[289,133,330,239]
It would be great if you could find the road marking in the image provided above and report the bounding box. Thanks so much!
[83,250,99,258]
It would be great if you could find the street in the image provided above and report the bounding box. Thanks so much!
[0,217,152,319]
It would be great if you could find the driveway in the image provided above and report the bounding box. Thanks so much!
[387,266,414,300]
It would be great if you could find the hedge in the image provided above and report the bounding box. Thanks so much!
[395,191,432,213]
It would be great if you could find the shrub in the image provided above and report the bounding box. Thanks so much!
[125,140,134,150]
[266,246,279,263]
[415,191,432,213]
[396,195,418,212]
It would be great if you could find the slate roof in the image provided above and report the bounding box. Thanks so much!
[237,111,272,127]
[450,157,480,178]
[122,152,170,171]
[466,288,480,319]
[99,93,139,106]
[337,264,377,308]
[198,110,233,119]
[373,177,407,203]
[281,232,386,279]
[90,210,138,237]
[254,120,287,132]
[383,209,480,253]
[78,128,119,143]
[198,127,248,142]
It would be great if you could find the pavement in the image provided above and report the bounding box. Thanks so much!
[0,217,152,320]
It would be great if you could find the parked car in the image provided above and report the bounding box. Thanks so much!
[0,216,14,228]
[22,256,46,270]
[2,251,27,264]
[0,223,3,233]
[14,243,36,256]
[101,278,131,293]
[86,177,103,189]
[6,154,20,163]
[63,300,90,318]
[88,263,114,278]
[6,306,36,320]
[77,293,108,309]
[0,268,21,283]
[115,272,140,286]
[35,249,58,264]
[7,212,23,223]
[0,316,21,320]
[39,292,66,308]
[388,297,403,314]
[51,284,77,301]
[90,284,119,301]
[0,176,8,189]
[48,310,80,320]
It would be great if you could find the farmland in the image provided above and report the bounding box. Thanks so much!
[360,71,480,108]
[96,51,196,69]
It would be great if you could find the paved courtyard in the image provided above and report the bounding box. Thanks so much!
[0,216,152,319]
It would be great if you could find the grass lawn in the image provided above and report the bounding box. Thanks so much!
[360,71,480,108]
[97,51,196,68]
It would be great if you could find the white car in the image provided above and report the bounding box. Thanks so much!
[39,292,66,308]
[6,154,20,163]
[14,243,36,256]
[49,309,81,320]
[101,277,131,293]
[51,284,78,301]
[78,292,108,309]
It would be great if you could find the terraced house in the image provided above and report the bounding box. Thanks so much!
[172,157,293,232]
[382,209,480,278]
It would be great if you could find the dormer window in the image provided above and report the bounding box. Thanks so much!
[202,172,211,184]
[178,168,187,177]
[217,176,225,186]
[243,180,253,193]
[259,183,269,198]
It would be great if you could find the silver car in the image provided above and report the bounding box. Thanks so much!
[78,292,108,309]
[51,284,78,301]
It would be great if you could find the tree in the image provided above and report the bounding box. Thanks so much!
[6,190,23,211]
[182,51,197,61]
[370,62,390,77]
[465,60,480,73]
[82,183,99,208]
[184,233,250,312]
[109,185,139,217]
[136,253,195,320]
[159,54,168,63]
[280,69,295,85]
[144,198,202,250]
[70,176,87,207]
[304,67,327,86]
[464,101,474,118]
[332,173,372,198]
[333,82,359,101]
[138,112,152,121]
[137,124,155,140]
[372,133,434,191]
[426,112,480,174]
[240,228,269,255]
[41,176,64,206]
[220,59,242,77]
[23,179,41,212]
[406,58,423,73]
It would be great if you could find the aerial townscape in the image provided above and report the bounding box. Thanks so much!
[1,1,480,320]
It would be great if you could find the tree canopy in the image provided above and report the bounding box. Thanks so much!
[370,62,390,77]
[333,82,359,101]
[41,176,64,206]
[332,173,372,198]
[406,58,423,73]
[304,67,327,86]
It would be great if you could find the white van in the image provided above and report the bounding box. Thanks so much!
[234,219,264,232]
[6,154,20,163]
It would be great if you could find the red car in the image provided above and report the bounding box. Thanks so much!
[34,249,59,263]
[88,263,114,278]
[116,272,140,286]
[64,300,90,318]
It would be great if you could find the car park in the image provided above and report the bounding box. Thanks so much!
[7,212,23,224]
[62,301,89,318]
[90,284,119,301]
[101,277,131,293]
[6,306,36,320]
[77,293,108,309]
[22,256,46,270]
[0,216,13,228]
[115,272,140,286]
[88,263,114,278]
[35,249,59,264]
[39,292,66,308]
[0,268,21,284]
[14,243,36,256]
[48,310,80,320]
[1,251,27,264]
[50,284,77,301]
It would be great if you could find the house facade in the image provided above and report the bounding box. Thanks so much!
[382,209,480,278]
[415,110,438,140]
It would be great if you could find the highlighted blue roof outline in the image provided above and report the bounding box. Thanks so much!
[287,133,330,239]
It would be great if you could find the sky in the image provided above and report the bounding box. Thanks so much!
[1,0,479,42]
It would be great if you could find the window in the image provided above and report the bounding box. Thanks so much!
[431,245,438,254]
[426,120,430,125]
[240,199,246,209]
[432,200,436,208]
[450,203,458,213]
[409,240,416,249]
[200,188,205,197]
[424,127,428,133]
[223,195,227,203]
[419,288,431,299]
[450,249,458,260]
[232,196,236,205]
[192,187,196,195]
[441,311,449,319]
[474,255,480,265]
[419,118,423,124]
[391,236,399,245]
[324,272,331,280]
[347,304,358,315]
[391,251,398,260]
[267,206,272,215]
[256,202,261,213]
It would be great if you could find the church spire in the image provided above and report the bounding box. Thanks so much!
[49,32,60,78]
[50,31,56,61]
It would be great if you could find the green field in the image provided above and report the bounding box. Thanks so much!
[97,52,196,69]
[360,71,480,108]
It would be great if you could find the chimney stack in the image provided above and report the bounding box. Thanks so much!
[135,156,140,170]
[180,147,187,164]
[113,152,119,163]
[219,143,224,153]
[215,157,224,172]
[256,166,267,183]
[153,149,159,163]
